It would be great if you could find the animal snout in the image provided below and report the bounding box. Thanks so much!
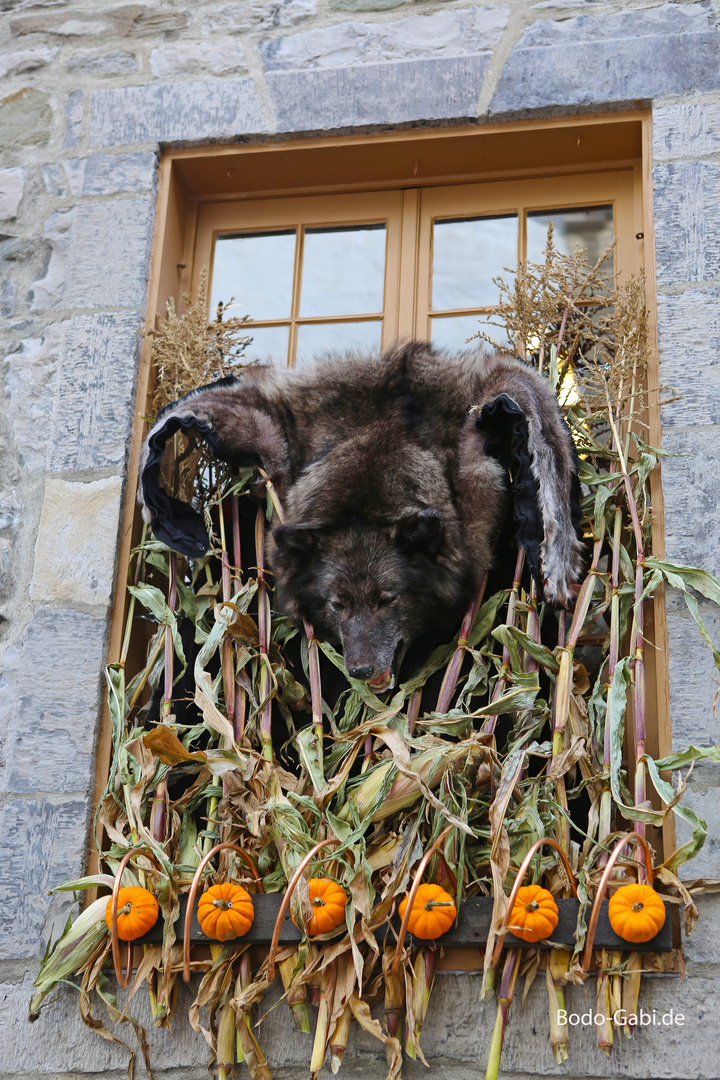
[347,665,373,680]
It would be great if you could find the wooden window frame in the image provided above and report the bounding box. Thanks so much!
[91,111,672,886]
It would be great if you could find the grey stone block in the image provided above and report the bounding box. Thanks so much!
[657,288,720,429]
[490,2,720,115]
[683,893,720,964]
[260,5,508,70]
[11,7,189,37]
[66,49,139,76]
[3,333,58,472]
[31,476,123,609]
[0,280,14,316]
[0,166,23,219]
[203,0,316,35]
[654,100,720,163]
[654,161,720,286]
[4,312,142,472]
[49,311,142,470]
[673,770,720,881]
[149,39,247,79]
[667,610,720,749]
[89,79,266,146]
[62,152,157,196]
[0,45,54,79]
[31,200,154,311]
[661,429,720,578]
[64,88,82,148]
[41,161,64,195]
[330,0,407,9]
[267,54,489,132]
[0,796,90,957]
[0,609,106,795]
[0,87,51,148]
[30,207,73,310]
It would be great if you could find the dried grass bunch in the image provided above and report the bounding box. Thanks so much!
[147,267,252,415]
[31,233,720,1080]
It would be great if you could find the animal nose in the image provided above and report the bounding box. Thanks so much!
[348,665,373,680]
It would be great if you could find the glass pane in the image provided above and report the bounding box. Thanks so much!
[527,206,614,269]
[430,315,513,354]
[295,321,382,364]
[242,324,290,365]
[432,215,518,312]
[210,231,296,320]
[300,226,386,317]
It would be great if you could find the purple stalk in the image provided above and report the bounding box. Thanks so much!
[254,508,274,763]
[150,551,177,843]
[436,574,488,713]
[219,500,236,739]
[524,579,540,676]
[231,496,242,595]
[486,948,520,1080]
[481,549,525,736]
[406,689,421,735]
[303,618,324,772]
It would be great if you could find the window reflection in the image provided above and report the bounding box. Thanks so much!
[295,321,382,364]
[432,215,518,311]
[526,206,614,269]
[242,324,290,365]
[300,225,386,317]
[431,315,513,354]
[210,231,296,320]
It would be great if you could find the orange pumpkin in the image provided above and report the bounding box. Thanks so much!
[291,878,347,936]
[106,886,159,941]
[398,883,457,940]
[197,882,255,941]
[508,885,558,943]
[608,883,666,943]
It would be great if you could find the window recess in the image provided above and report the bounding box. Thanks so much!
[92,113,673,889]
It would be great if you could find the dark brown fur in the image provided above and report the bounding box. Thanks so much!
[140,343,582,689]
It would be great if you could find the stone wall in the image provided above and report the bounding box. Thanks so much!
[1,0,720,1077]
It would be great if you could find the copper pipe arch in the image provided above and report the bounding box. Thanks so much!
[388,825,454,976]
[182,842,262,983]
[266,838,340,983]
[581,830,656,972]
[489,837,578,968]
[109,847,163,988]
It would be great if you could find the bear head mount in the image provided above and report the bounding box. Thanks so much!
[140,342,583,692]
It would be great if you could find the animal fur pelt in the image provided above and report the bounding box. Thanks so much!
[140,342,582,691]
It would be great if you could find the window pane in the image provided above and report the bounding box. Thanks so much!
[527,206,614,269]
[430,315,513,354]
[210,231,296,320]
[242,324,290,365]
[432,215,518,312]
[300,226,386,317]
[295,321,382,364]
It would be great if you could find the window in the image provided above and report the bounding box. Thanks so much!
[193,172,634,367]
[92,113,673,877]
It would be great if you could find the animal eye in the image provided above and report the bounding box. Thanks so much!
[329,599,347,614]
[377,594,397,607]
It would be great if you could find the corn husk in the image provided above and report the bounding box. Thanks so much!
[278,952,311,1034]
[29,897,110,1020]
[546,949,571,1064]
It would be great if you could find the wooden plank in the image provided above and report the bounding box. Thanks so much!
[137,894,672,952]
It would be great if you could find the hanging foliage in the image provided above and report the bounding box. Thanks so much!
[30,230,720,1079]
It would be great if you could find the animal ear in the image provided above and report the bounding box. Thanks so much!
[471,357,583,605]
[139,375,291,558]
[272,523,320,559]
[394,507,444,557]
